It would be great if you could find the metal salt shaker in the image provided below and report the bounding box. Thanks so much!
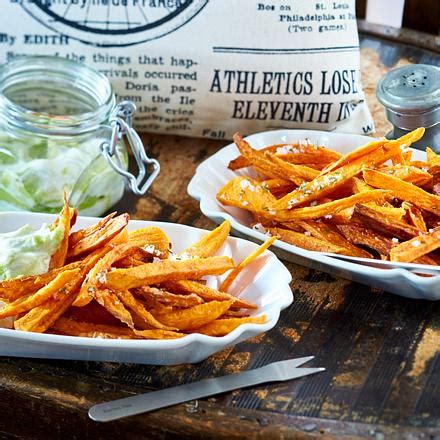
[376,64,439,151]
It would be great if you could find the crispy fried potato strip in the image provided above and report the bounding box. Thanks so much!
[128,226,171,258]
[194,315,266,336]
[298,220,373,258]
[105,256,234,290]
[273,190,391,222]
[272,142,401,210]
[49,195,74,270]
[181,220,230,258]
[52,317,137,339]
[136,286,204,308]
[217,176,277,214]
[114,289,173,330]
[0,260,83,302]
[73,243,140,307]
[14,269,84,333]
[0,268,81,319]
[363,169,440,215]
[390,227,440,263]
[68,213,129,259]
[166,280,257,309]
[269,228,346,254]
[220,236,276,292]
[154,300,233,330]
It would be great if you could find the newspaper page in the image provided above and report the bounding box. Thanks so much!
[1,0,374,140]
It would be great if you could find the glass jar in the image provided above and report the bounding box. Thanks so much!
[0,56,159,215]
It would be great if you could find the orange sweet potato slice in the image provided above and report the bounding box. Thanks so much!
[194,315,267,336]
[0,268,81,319]
[220,236,276,292]
[390,227,440,263]
[49,195,74,270]
[272,142,402,211]
[68,213,129,259]
[166,280,257,309]
[105,256,235,290]
[154,300,233,331]
[180,220,231,258]
[273,190,391,222]
[268,228,346,254]
[363,169,440,215]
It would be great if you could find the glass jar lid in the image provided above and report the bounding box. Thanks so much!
[376,64,440,130]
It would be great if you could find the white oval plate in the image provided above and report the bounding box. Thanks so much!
[187,129,440,301]
[0,212,293,364]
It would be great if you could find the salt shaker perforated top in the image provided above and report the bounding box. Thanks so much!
[376,64,439,151]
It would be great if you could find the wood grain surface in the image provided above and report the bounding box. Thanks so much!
[0,34,439,440]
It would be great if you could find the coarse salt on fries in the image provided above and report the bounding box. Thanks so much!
[216,128,440,267]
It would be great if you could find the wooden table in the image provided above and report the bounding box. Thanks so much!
[0,30,439,439]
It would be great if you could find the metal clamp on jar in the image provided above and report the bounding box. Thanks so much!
[376,64,439,151]
[0,56,159,215]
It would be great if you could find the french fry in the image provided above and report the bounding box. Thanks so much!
[260,179,295,197]
[319,138,386,175]
[64,301,121,326]
[377,165,433,186]
[0,269,81,319]
[363,169,440,215]
[73,243,140,307]
[0,260,83,302]
[228,144,282,170]
[426,147,440,175]
[220,236,276,292]
[166,280,257,309]
[105,256,235,290]
[364,204,406,222]
[14,269,84,333]
[402,202,427,232]
[337,224,392,258]
[264,153,319,185]
[194,315,267,336]
[353,204,420,240]
[154,300,233,330]
[49,195,73,270]
[233,133,296,180]
[268,228,346,254]
[320,128,424,175]
[217,176,277,214]
[52,317,137,339]
[93,288,135,329]
[272,142,401,210]
[68,213,129,259]
[181,220,230,258]
[69,213,116,249]
[228,142,341,170]
[136,286,204,308]
[298,220,373,258]
[390,227,440,263]
[273,190,391,222]
[114,289,173,330]
[128,226,171,258]
[351,176,373,193]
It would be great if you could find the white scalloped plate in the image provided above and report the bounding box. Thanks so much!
[187,129,440,300]
[0,212,293,364]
